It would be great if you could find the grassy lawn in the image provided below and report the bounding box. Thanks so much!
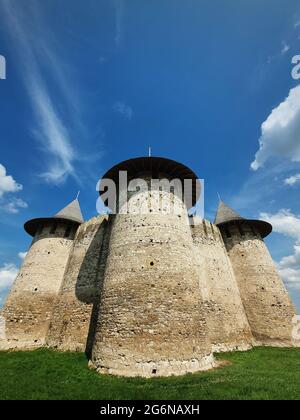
[0,347,299,400]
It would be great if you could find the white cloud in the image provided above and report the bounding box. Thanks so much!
[0,164,27,214]
[278,266,300,290]
[0,263,18,290]
[260,209,300,290]
[281,41,290,55]
[284,173,300,186]
[260,209,300,239]
[0,252,26,306]
[0,164,22,197]
[2,198,28,214]
[113,101,133,120]
[251,85,300,171]
[18,252,27,260]
[0,263,18,306]
[294,20,300,28]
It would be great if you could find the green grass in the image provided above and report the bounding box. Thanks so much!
[0,347,299,400]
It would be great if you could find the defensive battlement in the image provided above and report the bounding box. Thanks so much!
[190,217,223,245]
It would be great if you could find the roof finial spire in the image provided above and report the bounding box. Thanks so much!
[148,146,152,157]
[217,192,222,202]
[76,191,80,200]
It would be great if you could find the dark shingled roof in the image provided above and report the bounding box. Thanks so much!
[100,156,201,209]
[215,200,272,238]
[24,199,84,237]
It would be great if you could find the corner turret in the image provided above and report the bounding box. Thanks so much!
[215,200,272,238]
[216,200,298,347]
[0,198,84,350]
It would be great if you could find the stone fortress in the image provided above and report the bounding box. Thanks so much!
[0,157,298,377]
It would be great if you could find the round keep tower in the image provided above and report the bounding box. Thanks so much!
[90,157,215,377]
[215,201,298,347]
[0,199,84,349]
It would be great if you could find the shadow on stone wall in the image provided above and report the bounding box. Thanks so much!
[75,216,113,358]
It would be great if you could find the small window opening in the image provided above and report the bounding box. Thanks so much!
[50,223,57,235]
[150,261,154,266]
[64,225,72,238]
[225,227,231,238]
[238,224,245,236]
[36,224,44,236]
[152,369,157,375]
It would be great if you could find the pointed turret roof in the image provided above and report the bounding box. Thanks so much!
[214,200,272,238]
[54,198,84,224]
[214,201,244,225]
[24,198,84,237]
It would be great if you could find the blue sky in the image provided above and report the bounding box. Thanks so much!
[0,0,300,311]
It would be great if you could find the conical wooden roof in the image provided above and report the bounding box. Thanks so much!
[214,201,244,225]
[214,200,272,238]
[54,198,84,224]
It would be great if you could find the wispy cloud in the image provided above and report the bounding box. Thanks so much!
[18,252,27,260]
[113,101,133,120]
[229,160,292,214]
[31,83,76,183]
[114,0,124,47]
[2,198,28,214]
[281,41,291,55]
[0,0,88,185]
[294,20,300,29]
[284,173,300,186]
[267,40,292,65]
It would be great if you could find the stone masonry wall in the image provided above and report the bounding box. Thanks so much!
[90,189,215,377]
[191,217,253,352]
[221,222,298,347]
[46,215,109,353]
[0,222,75,350]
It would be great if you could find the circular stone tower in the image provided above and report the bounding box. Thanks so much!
[90,157,214,377]
[1,199,83,349]
[215,201,298,347]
